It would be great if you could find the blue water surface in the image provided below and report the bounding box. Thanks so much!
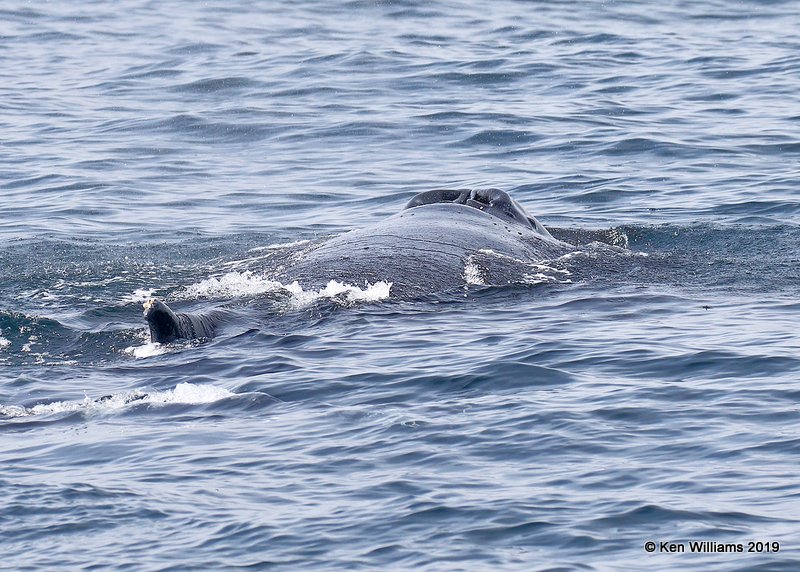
[1,1,799,570]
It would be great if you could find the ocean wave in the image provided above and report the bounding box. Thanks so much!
[0,383,235,419]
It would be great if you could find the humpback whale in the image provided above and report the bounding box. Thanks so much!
[144,189,571,343]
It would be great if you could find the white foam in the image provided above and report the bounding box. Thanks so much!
[124,341,170,359]
[0,383,235,419]
[0,329,9,349]
[121,288,157,304]
[122,329,165,359]
[179,271,392,307]
[285,279,392,307]
[21,335,38,353]
[606,228,630,248]
[152,382,234,404]
[463,257,486,286]
[0,394,133,418]
[467,249,572,286]
[557,250,583,261]
[74,276,126,288]
[521,271,572,285]
[180,271,286,299]
[557,244,648,261]
[521,262,573,284]
[248,239,311,252]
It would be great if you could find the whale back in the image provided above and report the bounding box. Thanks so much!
[277,202,570,298]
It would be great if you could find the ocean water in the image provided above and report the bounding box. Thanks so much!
[1,0,799,570]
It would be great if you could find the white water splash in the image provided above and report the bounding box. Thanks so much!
[0,337,9,349]
[285,279,392,307]
[463,256,486,286]
[121,288,157,304]
[122,328,167,359]
[21,335,39,353]
[521,264,573,285]
[0,383,235,419]
[124,341,170,359]
[179,271,391,307]
[180,271,286,299]
[150,382,234,404]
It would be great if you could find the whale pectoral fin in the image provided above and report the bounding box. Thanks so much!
[143,298,181,343]
[143,298,216,343]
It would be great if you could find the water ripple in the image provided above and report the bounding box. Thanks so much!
[2,0,800,570]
